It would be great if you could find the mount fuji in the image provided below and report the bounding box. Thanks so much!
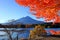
[4,16,45,25]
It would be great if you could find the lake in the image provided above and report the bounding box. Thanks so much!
[0,28,60,40]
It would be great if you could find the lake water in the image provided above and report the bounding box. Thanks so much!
[0,28,60,40]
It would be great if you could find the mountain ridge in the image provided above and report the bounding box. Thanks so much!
[3,16,45,25]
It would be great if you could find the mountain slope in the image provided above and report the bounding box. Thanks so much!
[5,16,45,25]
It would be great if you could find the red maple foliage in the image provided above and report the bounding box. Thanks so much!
[50,30,60,35]
[15,0,60,23]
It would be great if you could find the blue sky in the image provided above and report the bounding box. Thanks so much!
[0,0,44,23]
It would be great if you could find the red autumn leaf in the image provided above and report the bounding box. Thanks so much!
[15,0,60,23]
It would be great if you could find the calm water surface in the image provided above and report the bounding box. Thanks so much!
[0,28,60,40]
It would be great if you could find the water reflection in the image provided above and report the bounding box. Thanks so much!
[0,28,60,40]
[0,28,33,40]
